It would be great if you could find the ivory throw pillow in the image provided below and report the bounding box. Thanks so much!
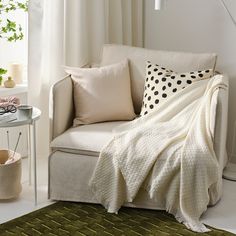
[140,61,213,116]
[65,60,136,126]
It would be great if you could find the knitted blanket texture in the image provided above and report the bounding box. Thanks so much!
[90,75,228,232]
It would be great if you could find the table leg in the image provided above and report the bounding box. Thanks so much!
[28,125,32,185]
[32,121,37,205]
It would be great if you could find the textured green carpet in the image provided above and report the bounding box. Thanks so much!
[0,202,235,236]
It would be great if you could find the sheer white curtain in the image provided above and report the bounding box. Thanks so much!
[28,0,143,155]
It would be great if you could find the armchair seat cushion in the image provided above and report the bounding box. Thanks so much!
[50,121,126,156]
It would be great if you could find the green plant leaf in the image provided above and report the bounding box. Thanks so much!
[0,0,28,42]
[0,67,7,75]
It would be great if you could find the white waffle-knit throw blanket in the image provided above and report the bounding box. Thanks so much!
[90,75,228,232]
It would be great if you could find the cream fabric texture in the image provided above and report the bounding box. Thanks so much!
[49,46,228,230]
[49,77,228,218]
[90,75,228,232]
[65,60,136,126]
[50,121,125,155]
[100,44,217,113]
[28,0,143,154]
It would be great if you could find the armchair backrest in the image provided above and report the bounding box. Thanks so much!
[100,44,217,114]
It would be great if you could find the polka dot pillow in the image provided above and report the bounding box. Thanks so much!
[140,61,213,116]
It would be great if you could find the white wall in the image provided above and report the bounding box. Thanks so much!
[145,0,236,162]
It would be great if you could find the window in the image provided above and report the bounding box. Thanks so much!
[0,1,28,83]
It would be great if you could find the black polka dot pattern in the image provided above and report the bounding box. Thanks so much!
[140,61,214,116]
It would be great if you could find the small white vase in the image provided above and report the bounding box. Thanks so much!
[4,76,16,88]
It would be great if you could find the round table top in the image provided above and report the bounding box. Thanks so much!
[0,107,41,128]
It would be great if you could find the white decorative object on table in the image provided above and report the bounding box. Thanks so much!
[0,107,41,204]
[4,77,16,88]
[8,63,23,84]
[17,105,33,120]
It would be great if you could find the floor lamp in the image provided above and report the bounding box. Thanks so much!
[155,0,236,181]
[155,0,236,27]
[224,122,236,181]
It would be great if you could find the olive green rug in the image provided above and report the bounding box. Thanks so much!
[0,202,235,236]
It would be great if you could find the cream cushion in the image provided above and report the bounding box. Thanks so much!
[100,44,217,113]
[50,121,126,156]
[65,59,136,126]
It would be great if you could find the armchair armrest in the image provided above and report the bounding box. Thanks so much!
[49,63,91,141]
[49,76,74,141]
[211,75,229,170]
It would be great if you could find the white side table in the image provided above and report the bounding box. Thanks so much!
[0,107,41,204]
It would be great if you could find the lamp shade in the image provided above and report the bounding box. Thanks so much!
[155,0,165,10]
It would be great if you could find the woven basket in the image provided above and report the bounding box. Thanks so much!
[0,150,22,199]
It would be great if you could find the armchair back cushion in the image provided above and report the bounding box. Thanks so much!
[100,44,217,113]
